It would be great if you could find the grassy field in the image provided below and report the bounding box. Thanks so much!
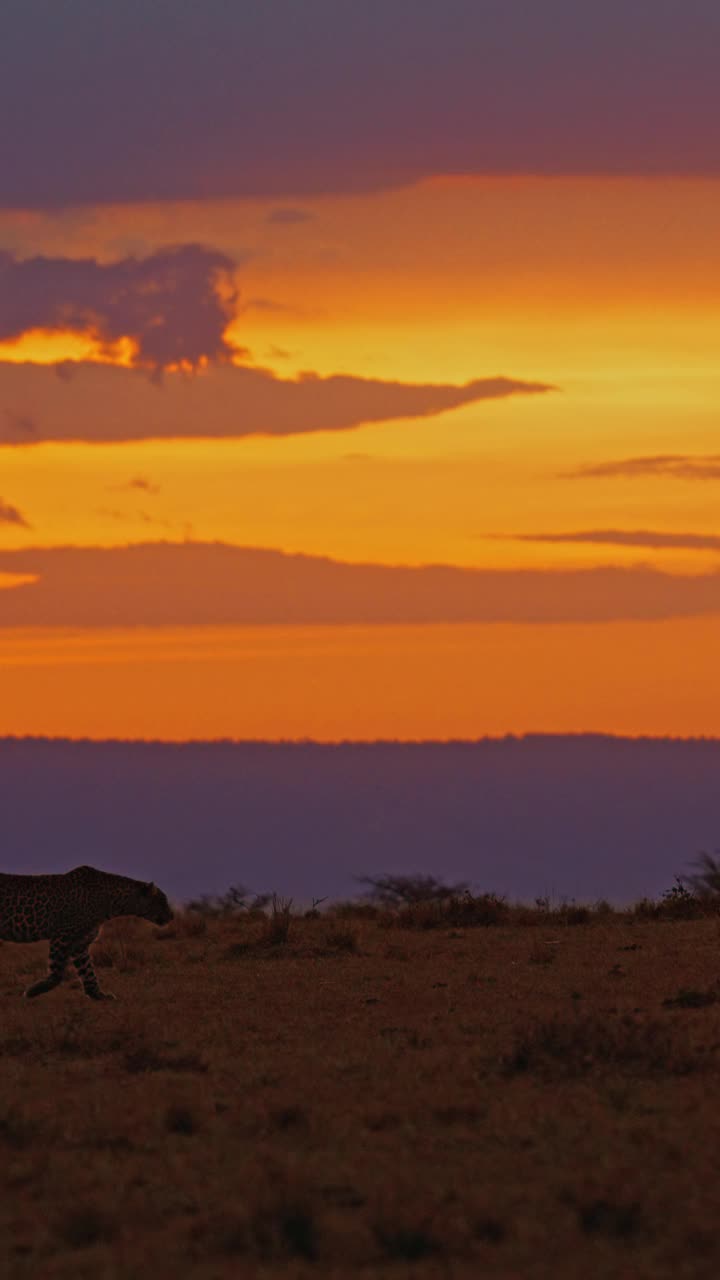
[2,896,720,1278]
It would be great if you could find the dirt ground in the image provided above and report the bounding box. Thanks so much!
[2,903,720,1278]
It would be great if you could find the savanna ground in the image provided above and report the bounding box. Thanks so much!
[3,891,720,1278]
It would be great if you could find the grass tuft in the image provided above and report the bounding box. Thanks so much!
[375,1222,440,1261]
[323,927,358,953]
[576,1197,643,1240]
[504,1013,703,1078]
[56,1207,116,1250]
[165,1104,198,1135]
[662,987,720,1010]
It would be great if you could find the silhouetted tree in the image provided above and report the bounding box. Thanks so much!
[682,851,720,897]
[185,884,272,915]
[356,873,470,906]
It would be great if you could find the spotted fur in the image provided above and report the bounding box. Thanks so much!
[0,865,173,1000]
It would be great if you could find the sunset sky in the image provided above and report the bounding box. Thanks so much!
[2,1,720,740]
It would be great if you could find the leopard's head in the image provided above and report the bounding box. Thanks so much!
[134,880,174,926]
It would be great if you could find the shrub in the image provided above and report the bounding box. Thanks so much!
[660,878,704,921]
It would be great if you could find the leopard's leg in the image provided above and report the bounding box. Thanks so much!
[72,943,116,1001]
[23,937,69,998]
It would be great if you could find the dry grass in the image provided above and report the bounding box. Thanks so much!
[3,905,720,1276]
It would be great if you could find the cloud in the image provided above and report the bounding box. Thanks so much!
[568,455,720,481]
[0,498,29,528]
[0,362,554,445]
[495,529,720,551]
[95,507,171,530]
[2,543,720,627]
[2,3,720,207]
[0,245,240,373]
[265,208,313,226]
[108,476,161,496]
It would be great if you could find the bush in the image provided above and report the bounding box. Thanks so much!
[660,879,705,921]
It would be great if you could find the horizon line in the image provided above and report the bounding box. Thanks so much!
[2,732,720,748]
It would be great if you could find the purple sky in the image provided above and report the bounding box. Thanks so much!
[1,737,717,904]
[3,1,720,207]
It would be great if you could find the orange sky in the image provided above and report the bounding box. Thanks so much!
[2,620,720,741]
[1,177,719,739]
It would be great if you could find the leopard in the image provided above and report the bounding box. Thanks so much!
[0,865,173,1000]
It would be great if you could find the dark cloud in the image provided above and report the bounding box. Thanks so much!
[569,455,720,481]
[265,208,313,226]
[128,476,160,495]
[495,529,720,551]
[0,362,554,445]
[0,498,29,528]
[96,507,170,529]
[109,476,161,496]
[1,3,720,207]
[0,245,240,373]
[2,543,720,627]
